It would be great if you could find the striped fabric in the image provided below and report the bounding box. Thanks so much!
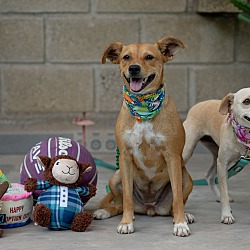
[36,180,90,230]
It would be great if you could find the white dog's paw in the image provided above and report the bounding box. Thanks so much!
[185,213,195,224]
[221,213,235,224]
[93,209,111,220]
[173,222,191,237]
[117,222,134,234]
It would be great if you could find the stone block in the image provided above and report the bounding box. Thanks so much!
[86,112,118,130]
[0,112,83,132]
[97,66,123,112]
[164,66,188,113]
[47,17,139,62]
[0,0,89,13]
[142,15,234,63]
[2,66,94,113]
[238,21,250,62]
[0,70,1,112]
[196,0,240,13]
[190,65,250,105]
[96,0,186,13]
[0,18,44,62]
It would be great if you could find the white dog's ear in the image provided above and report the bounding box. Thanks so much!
[156,36,185,63]
[102,42,124,64]
[219,93,234,115]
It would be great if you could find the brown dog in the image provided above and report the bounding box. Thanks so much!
[94,36,194,236]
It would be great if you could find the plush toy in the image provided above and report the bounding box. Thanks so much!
[24,155,97,232]
[20,137,98,204]
[0,181,9,237]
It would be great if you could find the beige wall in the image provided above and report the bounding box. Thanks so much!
[0,0,249,151]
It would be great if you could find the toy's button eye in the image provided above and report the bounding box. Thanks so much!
[55,160,60,166]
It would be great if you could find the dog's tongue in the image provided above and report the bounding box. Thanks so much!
[130,78,143,92]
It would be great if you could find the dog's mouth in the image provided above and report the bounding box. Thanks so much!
[124,74,156,92]
[244,115,250,122]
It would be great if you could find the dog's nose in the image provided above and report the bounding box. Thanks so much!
[129,65,141,76]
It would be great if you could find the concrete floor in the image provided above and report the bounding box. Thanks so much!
[0,151,250,250]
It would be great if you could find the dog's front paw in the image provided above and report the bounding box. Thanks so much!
[117,222,134,234]
[93,209,110,220]
[185,213,195,224]
[173,222,191,237]
[221,213,235,224]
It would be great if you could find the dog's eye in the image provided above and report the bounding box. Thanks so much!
[123,55,130,61]
[145,55,154,60]
[243,98,250,105]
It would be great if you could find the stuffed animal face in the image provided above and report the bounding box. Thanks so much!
[37,155,92,187]
[52,158,80,184]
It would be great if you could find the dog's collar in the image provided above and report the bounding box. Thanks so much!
[226,112,250,148]
[123,84,165,122]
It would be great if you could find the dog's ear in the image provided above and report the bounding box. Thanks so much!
[219,93,234,115]
[102,42,124,64]
[156,36,185,63]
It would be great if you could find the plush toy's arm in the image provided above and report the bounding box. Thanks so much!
[36,180,52,190]
[76,184,96,198]
[88,184,97,198]
[24,178,51,193]
[75,186,90,197]
[24,177,37,193]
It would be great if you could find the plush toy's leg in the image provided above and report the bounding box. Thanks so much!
[33,203,51,227]
[71,212,93,232]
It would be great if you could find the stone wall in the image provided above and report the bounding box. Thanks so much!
[0,0,249,153]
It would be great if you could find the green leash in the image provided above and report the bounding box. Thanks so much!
[193,156,250,186]
[93,158,116,171]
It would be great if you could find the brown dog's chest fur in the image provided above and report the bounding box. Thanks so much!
[124,122,170,205]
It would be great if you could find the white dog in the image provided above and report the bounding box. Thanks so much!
[182,87,250,224]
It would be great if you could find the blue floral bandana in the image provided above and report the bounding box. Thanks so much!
[123,84,165,122]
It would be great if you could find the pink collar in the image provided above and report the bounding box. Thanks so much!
[226,112,250,148]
